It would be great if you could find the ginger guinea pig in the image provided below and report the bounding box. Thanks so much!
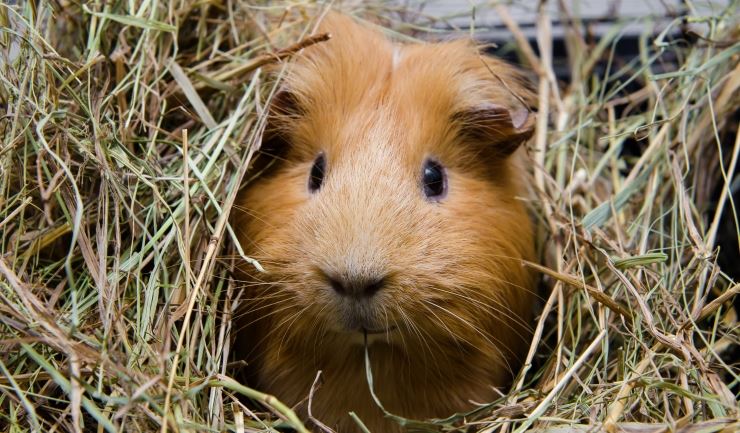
[234,13,537,433]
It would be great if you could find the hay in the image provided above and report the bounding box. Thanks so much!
[0,0,738,432]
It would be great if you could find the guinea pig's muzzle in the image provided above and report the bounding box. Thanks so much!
[318,268,393,334]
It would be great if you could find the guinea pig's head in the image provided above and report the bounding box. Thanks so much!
[236,13,537,362]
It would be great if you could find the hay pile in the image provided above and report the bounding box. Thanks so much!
[0,1,738,432]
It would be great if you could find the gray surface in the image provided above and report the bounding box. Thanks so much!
[407,0,733,39]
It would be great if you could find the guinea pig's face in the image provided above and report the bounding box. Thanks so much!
[236,15,536,354]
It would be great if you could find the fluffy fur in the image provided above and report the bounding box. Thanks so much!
[234,13,537,433]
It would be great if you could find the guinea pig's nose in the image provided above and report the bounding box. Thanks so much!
[324,272,386,298]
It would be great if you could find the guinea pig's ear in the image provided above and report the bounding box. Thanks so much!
[453,103,536,157]
[248,87,303,177]
[259,88,302,158]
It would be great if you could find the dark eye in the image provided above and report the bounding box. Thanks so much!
[308,153,326,192]
[422,159,446,199]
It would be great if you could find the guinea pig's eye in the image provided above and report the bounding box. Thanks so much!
[422,159,447,200]
[308,153,326,193]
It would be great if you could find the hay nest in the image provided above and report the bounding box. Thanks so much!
[0,1,738,432]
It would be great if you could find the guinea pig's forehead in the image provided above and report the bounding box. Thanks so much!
[322,120,446,174]
[326,135,408,171]
[293,76,458,162]
[320,110,405,152]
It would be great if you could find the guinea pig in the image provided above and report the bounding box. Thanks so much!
[234,12,537,433]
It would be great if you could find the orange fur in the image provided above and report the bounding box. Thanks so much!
[234,13,537,433]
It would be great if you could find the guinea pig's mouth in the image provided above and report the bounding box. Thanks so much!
[334,300,396,335]
[362,325,397,335]
[339,325,397,346]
